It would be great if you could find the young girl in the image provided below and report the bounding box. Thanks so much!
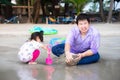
[18,31,47,64]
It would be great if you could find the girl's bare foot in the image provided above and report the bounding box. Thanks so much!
[28,62,37,64]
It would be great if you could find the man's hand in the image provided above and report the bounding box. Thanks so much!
[65,52,73,64]
[73,54,82,63]
[66,53,83,66]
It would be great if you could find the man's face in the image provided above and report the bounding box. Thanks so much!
[77,19,90,34]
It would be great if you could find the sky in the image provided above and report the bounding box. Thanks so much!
[83,1,120,12]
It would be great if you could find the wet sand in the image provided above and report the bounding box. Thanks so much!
[0,23,120,80]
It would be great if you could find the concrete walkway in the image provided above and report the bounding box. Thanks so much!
[0,23,120,80]
[0,23,120,36]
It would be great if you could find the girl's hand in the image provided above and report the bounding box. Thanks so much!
[41,45,48,50]
[46,45,51,54]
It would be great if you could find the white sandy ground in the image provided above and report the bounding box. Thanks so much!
[0,23,120,36]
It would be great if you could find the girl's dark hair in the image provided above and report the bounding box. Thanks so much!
[76,14,90,24]
[30,31,44,42]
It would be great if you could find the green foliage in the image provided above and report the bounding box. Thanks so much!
[16,0,25,6]
[0,0,13,5]
[31,0,34,6]
[16,0,34,6]
[63,0,70,3]
[69,0,89,15]
[89,3,98,12]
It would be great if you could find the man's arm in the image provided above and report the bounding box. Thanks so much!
[65,43,73,63]
[79,32,100,58]
[65,43,70,55]
[79,50,94,58]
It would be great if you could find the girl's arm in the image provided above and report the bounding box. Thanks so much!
[41,45,47,50]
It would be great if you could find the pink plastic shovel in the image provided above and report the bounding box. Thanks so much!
[46,45,53,65]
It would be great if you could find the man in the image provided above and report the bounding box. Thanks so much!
[52,14,100,66]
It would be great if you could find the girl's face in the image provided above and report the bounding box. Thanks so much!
[77,19,90,34]
[36,36,41,42]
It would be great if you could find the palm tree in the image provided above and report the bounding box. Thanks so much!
[51,0,60,16]
[62,0,70,16]
[107,0,114,23]
[40,0,52,16]
[32,0,41,23]
[69,0,89,15]
[0,0,13,19]
[99,0,105,22]
[115,0,120,21]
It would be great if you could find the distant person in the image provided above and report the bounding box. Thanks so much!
[18,31,47,64]
[52,14,100,66]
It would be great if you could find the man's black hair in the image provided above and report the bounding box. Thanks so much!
[76,14,90,24]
